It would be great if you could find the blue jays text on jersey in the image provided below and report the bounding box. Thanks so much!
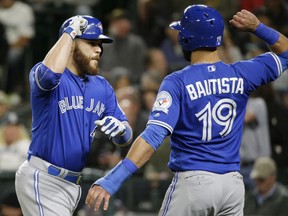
[58,96,105,115]
[148,52,286,173]
[28,63,127,172]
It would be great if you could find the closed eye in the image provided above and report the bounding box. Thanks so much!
[84,40,102,47]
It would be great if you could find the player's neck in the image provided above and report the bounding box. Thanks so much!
[67,61,84,77]
[191,50,220,64]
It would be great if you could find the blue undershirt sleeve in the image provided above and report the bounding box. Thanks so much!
[140,124,169,150]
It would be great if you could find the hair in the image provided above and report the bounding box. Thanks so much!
[182,47,217,61]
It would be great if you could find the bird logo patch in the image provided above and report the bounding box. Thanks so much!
[152,91,172,114]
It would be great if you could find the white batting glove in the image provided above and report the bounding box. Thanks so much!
[65,16,88,39]
[95,116,126,138]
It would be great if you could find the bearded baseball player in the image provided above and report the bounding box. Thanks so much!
[15,15,133,216]
[85,4,288,216]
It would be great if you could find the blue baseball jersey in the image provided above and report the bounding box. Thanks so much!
[28,63,127,171]
[148,52,286,173]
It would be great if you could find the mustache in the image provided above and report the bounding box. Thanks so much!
[91,56,100,61]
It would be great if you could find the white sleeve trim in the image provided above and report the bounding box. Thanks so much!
[35,65,60,91]
[147,120,173,134]
[269,52,282,77]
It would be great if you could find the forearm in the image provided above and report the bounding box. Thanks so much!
[269,33,288,54]
[254,23,288,54]
[43,33,73,74]
[93,125,166,196]
[126,136,155,168]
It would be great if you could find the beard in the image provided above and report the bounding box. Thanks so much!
[73,43,100,76]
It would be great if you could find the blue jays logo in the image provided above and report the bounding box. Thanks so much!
[152,91,172,114]
[96,22,103,32]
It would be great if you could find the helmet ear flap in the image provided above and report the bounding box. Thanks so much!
[182,48,192,62]
[179,36,192,45]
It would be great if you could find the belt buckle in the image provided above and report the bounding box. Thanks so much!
[76,174,83,185]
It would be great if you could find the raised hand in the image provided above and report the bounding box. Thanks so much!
[229,9,260,32]
[64,16,88,39]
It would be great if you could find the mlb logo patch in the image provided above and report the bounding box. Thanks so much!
[208,65,216,72]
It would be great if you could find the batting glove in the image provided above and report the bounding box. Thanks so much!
[95,116,126,139]
[64,16,88,39]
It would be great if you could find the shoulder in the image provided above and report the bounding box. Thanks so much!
[88,75,105,81]
[88,75,112,87]
[165,66,191,82]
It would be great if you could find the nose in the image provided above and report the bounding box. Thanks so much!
[94,46,102,55]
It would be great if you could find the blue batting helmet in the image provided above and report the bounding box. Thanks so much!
[169,5,224,51]
[59,15,113,43]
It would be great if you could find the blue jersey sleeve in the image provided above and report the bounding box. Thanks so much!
[101,78,127,122]
[233,52,286,93]
[147,75,181,134]
[30,63,62,92]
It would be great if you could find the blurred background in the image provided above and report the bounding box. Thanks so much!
[1,0,288,215]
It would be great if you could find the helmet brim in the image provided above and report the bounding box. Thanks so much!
[169,21,182,31]
[98,34,113,43]
[79,34,113,43]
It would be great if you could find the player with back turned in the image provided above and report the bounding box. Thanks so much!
[85,4,288,216]
[14,15,133,216]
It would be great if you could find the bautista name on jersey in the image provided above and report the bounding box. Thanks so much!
[186,77,244,101]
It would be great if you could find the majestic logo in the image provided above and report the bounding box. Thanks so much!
[152,91,172,114]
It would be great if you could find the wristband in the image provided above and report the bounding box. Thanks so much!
[254,23,280,45]
[112,125,132,147]
[94,158,138,195]
[122,158,138,173]
[64,26,78,40]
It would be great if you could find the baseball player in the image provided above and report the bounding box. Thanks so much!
[15,15,133,216]
[85,4,288,216]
